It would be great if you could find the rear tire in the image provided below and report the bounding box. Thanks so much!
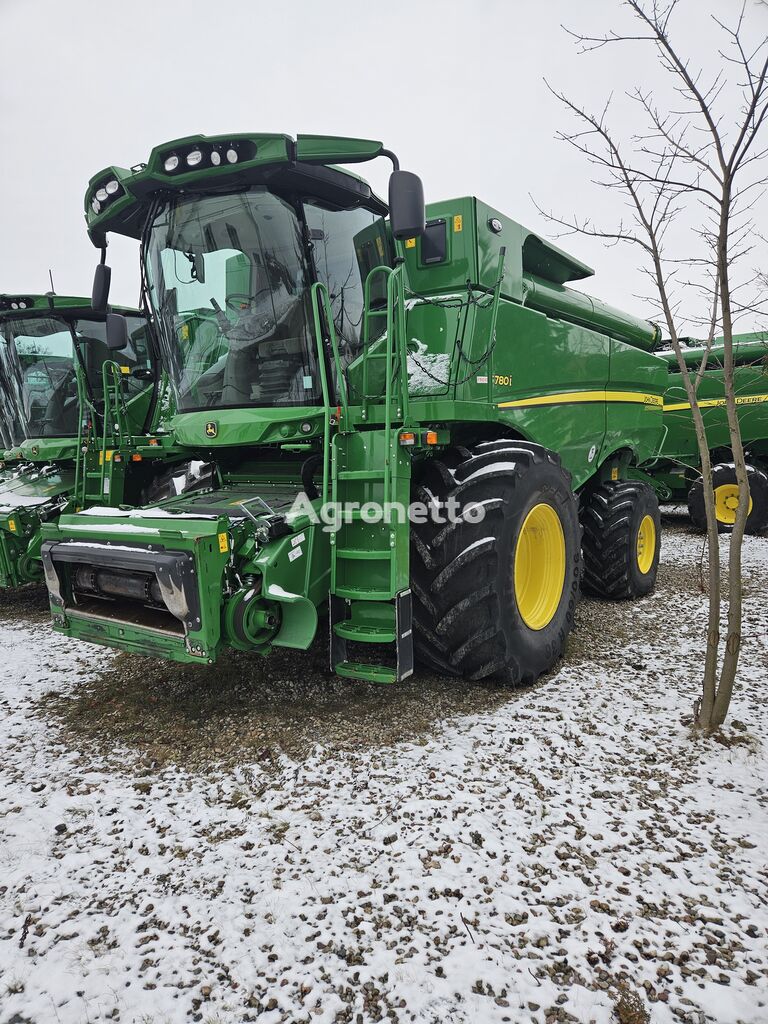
[687,462,768,535]
[581,480,661,599]
[410,439,581,686]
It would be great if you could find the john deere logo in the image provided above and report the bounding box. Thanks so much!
[205,421,218,438]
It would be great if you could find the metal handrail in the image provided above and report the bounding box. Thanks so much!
[310,282,349,423]
[309,282,336,505]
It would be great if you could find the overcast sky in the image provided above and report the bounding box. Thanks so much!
[1,0,766,333]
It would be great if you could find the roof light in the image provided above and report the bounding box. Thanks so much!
[164,154,179,172]
[105,179,120,194]
[226,148,238,164]
[210,150,221,166]
[95,188,108,202]
[186,149,203,167]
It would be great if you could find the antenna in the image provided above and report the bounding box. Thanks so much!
[48,269,56,295]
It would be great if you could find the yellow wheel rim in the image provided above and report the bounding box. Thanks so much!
[636,514,656,575]
[714,483,752,525]
[514,502,566,631]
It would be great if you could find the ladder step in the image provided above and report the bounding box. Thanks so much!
[333,622,396,644]
[340,511,398,522]
[334,585,393,600]
[336,470,385,481]
[334,660,397,684]
[335,548,392,561]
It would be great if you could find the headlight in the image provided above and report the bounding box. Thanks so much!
[226,148,238,164]
[164,154,180,172]
[211,150,221,166]
[95,188,108,202]
[186,149,203,167]
[105,179,120,194]
[92,199,101,213]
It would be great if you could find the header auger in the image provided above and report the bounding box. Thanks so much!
[42,133,668,685]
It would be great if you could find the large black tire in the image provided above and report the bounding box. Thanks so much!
[687,462,768,535]
[410,439,581,685]
[581,480,661,599]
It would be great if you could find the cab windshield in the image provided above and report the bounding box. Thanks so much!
[144,189,322,411]
[0,314,151,439]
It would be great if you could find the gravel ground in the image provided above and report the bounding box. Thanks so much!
[0,513,766,1024]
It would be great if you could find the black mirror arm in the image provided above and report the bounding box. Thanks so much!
[380,149,400,172]
[92,250,112,314]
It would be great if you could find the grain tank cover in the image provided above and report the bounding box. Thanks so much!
[401,197,661,350]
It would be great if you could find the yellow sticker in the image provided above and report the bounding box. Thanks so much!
[8,519,17,533]
[405,238,416,249]
[218,532,229,554]
[375,236,384,259]
[180,324,190,341]
[120,366,130,374]
[611,467,619,481]
[453,215,463,233]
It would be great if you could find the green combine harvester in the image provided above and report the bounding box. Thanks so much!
[42,133,669,684]
[0,293,173,587]
[648,333,768,534]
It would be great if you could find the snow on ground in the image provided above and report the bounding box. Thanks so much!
[0,518,767,1024]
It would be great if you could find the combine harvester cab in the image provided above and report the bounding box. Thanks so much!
[0,293,173,587]
[43,134,668,683]
[646,333,768,534]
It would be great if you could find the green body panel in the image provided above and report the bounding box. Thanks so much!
[171,407,326,449]
[45,133,669,676]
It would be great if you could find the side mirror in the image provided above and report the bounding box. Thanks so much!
[92,263,112,313]
[106,312,129,351]
[388,170,425,241]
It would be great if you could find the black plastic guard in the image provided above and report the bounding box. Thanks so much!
[41,540,201,633]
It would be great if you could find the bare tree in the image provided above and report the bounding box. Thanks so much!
[542,0,768,732]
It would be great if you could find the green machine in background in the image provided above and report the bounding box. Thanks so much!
[42,133,669,685]
[646,333,768,534]
[0,294,179,587]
